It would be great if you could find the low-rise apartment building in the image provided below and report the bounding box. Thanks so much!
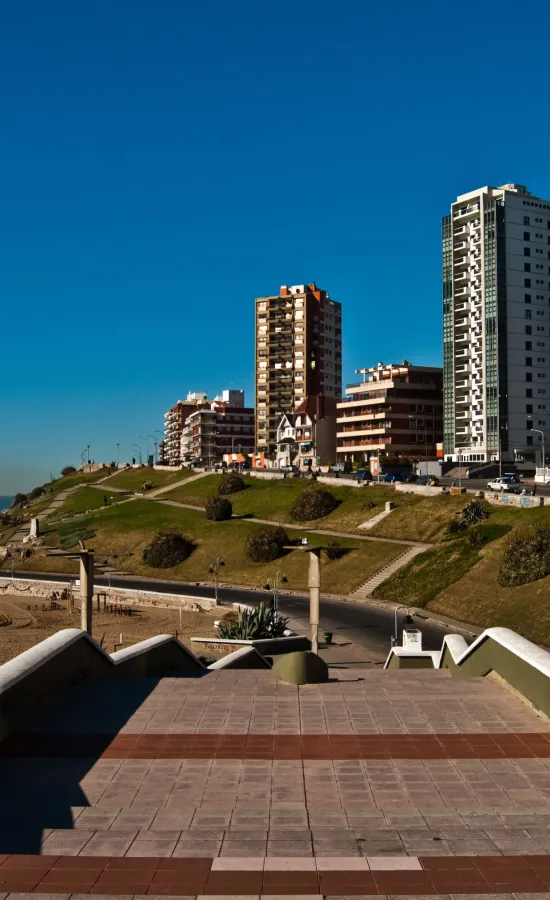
[336,361,443,463]
[181,390,255,465]
[275,395,337,468]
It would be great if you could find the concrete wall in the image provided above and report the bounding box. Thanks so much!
[0,629,206,743]
[0,578,215,611]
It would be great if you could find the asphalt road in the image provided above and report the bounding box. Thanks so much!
[9,569,466,662]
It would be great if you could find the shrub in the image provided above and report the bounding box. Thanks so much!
[218,602,289,640]
[446,517,467,535]
[142,531,195,568]
[466,526,484,549]
[246,526,289,562]
[11,493,27,508]
[498,525,550,587]
[61,466,77,476]
[290,487,338,522]
[326,537,345,560]
[0,512,23,528]
[461,500,489,526]
[205,495,233,521]
[218,473,246,495]
[28,486,45,500]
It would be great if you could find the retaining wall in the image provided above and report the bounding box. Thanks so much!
[0,578,216,611]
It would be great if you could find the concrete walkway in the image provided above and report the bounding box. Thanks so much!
[350,544,428,601]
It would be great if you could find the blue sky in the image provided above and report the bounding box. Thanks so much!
[2,0,550,493]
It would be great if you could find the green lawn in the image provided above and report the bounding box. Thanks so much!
[104,466,193,492]
[12,468,114,517]
[164,475,471,540]
[28,500,403,594]
[47,486,127,521]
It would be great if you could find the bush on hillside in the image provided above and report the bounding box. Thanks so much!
[447,499,489,535]
[325,537,345,560]
[205,495,233,521]
[498,525,550,587]
[290,487,338,522]
[28,486,45,500]
[11,493,27,508]
[142,531,195,568]
[246,526,289,563]
[218,473,246,495]
[0,512,23,528]
[61,466,77,476]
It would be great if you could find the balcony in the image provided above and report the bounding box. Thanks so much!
[453,241,468,252]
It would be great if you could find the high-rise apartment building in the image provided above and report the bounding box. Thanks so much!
[443,184,550,468]
[255,283,342,451]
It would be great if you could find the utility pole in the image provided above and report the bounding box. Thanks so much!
[308,550,321,654]
[79,551,95,635]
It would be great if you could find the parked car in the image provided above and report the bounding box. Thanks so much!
[487,476,518,492]
[332,462,353,474]
[383,473,402,483]
[401,473,418,484]
[417,475,440,486]
[280,463,299,474]
[356,469,373,482]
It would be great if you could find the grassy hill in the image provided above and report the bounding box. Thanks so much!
[373,503,550,646]
[103,466,194,492]
[164,475,469,540]
[10,499,403,594]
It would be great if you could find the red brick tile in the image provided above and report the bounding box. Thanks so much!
[1,853,59,869]
[158,857,213,871]
[53,856,110,870]
[206,871,262,892]
[106,856,161,871]
[419,856,478,870]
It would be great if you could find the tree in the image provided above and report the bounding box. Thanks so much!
[205,495,233,521]
[142,531,195,568]
[218,473,246,495]
[11,493,27,508]
[61,466,77,476]
[290,487,338,522]
[246,526,289,562]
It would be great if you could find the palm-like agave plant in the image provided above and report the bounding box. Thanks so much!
[218,602,289,640]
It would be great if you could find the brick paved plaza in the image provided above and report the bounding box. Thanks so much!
[0,668,550,898]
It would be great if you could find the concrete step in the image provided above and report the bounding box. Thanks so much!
[147,470,209,497]
[350,545,427,598]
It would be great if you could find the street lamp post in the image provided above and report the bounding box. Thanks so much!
[146,434,158,464]
[527,417,546,481]
[131,443,142,465]
[393,605,414,648]
[209,557,224,605]
[116,443,120,467]
[139,435,150,462]
[272,570,287,612]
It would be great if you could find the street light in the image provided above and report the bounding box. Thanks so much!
[393,605,414,648]
[138,435,150,461]
[272,570,287,612]
[116,443,120,467]
[131,443,142,464]
[208,557,224,605]
[527,417,546,481]
[146,434,158,464]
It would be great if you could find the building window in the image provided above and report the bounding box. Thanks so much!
[526,325,532,334]
[526,388,533,397]
[527,373,533,382]
[527,420,533,429]
[527,436,533,446]
[525,278,532,287]
[525,341,532,350]
[526,404,533,413]
[524,216,530,225]
[525,263,531,272]
[525,310,532,319]
[524,231,531,241]
[524,247,531,257]
[526,357,533,366]
[525,294,532,303]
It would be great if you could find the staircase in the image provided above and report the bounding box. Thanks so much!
[359,506,395,530]
[349,545,427,601]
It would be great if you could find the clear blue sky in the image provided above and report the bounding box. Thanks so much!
[2,0,550,493]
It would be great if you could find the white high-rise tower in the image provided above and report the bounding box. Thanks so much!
[443,184,550,471]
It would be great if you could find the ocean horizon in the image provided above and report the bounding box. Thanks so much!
[0,496,14,511]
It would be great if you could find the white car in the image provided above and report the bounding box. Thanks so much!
[487,477,518,492]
